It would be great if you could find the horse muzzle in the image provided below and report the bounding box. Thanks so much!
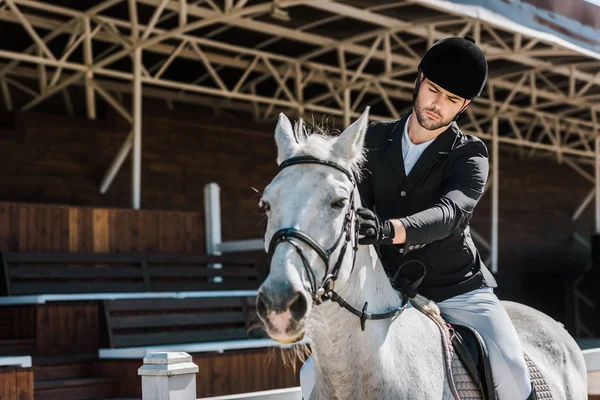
[256,286,310,341]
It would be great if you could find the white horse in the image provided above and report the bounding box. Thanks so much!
[255,108,587,399]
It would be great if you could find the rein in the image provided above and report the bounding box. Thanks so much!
[265,156,408,330]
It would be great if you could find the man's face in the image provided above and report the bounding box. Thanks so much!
[414,76,470,130]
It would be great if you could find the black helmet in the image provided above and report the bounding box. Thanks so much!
[417,36,488,100]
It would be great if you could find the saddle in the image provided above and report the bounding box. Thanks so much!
[449,323,497,400]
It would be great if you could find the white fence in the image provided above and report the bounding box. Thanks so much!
[138,352,301,400]
[139,348,600,400]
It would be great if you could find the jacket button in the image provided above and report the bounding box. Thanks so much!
[408,245,415,250]
[399,248,404,254]
[414,244,420,249]
[400,191,407,196]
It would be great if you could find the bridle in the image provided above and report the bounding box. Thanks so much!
[265,155,408,331]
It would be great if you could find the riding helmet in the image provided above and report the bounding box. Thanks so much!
[417,36,488,100]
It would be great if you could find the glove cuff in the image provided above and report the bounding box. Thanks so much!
[380,220,396,245]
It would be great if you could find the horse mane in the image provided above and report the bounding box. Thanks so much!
[291,118,367,181]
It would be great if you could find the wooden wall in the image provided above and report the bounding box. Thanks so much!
[0,106,595,324]
[0,202,203,253]
[95,348,301,398]
[35,303,98,357]
[0,367,33,400]
[0,106,276,243]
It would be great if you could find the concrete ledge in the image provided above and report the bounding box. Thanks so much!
[0,290,258,305]
[0,356,32,368]
[99,338,310,359]
[584,348,600,372]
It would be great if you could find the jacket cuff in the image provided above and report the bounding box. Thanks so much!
[397,217,428,255]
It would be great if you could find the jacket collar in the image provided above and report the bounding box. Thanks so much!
[384,112,462,184]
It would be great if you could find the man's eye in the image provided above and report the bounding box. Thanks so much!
[331,199,348,209]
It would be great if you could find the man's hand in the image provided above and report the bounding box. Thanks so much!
[356,207,395,245]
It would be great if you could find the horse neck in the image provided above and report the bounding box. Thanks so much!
[307,244,407,394]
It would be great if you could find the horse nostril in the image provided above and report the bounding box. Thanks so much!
[256,292,270,318]
[288,292,308,319]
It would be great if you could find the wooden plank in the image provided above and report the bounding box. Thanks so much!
[0,204,10,251]
[590,371,600,399]
[112,327,249,348]
[9,266,143,279]
[15,368,33,400]
[0,367,17,400]
[142,211,159,253]
[146,253,259,264]
[8,205,19,251]
[150,280,259,292]
[93,209,109,253]
[68,208,80,252]
[105,297,252,312]
[59,207,69,252]
[5,252,140,263]
[18,207,27,252]
[109,311,245,329]
[148,266,257,278]
[36,303,98,357]
[11,282,146,295]
[81,207,94,253]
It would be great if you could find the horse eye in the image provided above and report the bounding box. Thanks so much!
[259,200,271,212]
[331,198,347,209]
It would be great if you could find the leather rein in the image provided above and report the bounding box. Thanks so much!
[265,156,408,330]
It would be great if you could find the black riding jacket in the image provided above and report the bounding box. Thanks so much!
[357,113,497,302]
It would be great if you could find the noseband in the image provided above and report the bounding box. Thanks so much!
[265,156,407,330]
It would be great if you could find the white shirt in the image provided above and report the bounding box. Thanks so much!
[402,115,436,176]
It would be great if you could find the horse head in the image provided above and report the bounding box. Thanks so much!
[256,108,370,344]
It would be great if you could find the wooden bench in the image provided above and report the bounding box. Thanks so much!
[0,251,263,296]
[102,296,262,349]
[98,294,311,359]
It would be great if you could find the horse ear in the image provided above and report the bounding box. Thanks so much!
[333,107,370,164]
[274,113,299,165]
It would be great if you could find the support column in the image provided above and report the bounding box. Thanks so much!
[595,109,599,233]
[132,47,142,209]
[343,88,350,127]
[491,117,499,273]
[83,17,96,120]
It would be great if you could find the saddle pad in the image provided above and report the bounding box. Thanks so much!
[450,350,553,400]
[451,350,483,399]
[524,352,553,399]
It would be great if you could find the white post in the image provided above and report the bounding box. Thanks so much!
[491,117,499,273]
[138,352,198,400]
[204,183,223,277]
[132,47,142,209]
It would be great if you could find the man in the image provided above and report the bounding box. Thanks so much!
[354,36,534,399]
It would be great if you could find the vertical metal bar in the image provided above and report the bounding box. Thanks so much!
[595,111,599,233]
[179,0,188,27]
[343,88,350,127]
[132,47,142,209]
[84,17,96,120]
[491,117,499,273]
[204,183,223,278]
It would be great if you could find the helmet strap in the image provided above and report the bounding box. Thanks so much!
[452,100,471,122]
[412,70,424,105]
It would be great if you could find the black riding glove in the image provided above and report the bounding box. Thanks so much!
[356,207,395,245]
